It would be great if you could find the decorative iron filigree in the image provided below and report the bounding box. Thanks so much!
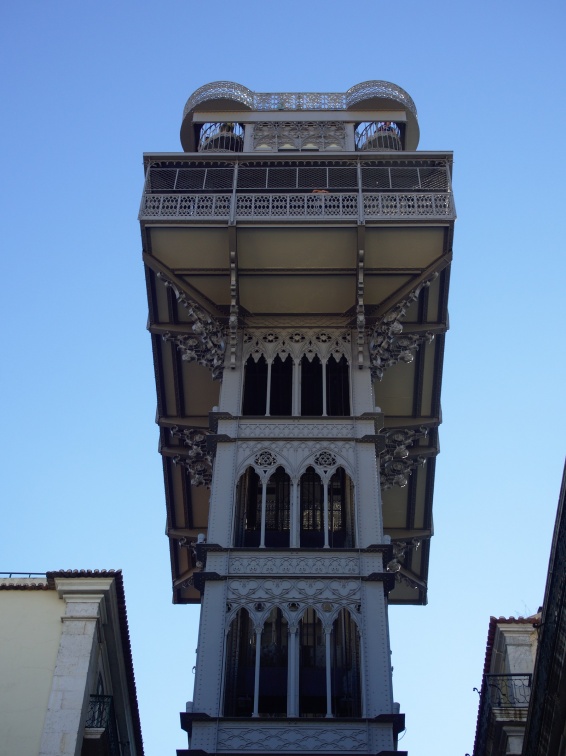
[157,273,226,380]
[254,450,278,468]
[243,329,350,365]
[314,451,337,470]
[252,121,346,151]
[386,538,422,573]
[380,456,426,491]
[183,80,418,119]
[171,427,213,488]
[368,278,436,381]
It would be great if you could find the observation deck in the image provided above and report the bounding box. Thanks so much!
[180,80,420,152]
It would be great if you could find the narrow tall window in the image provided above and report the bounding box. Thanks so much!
[242,356,268,415]
[326,355,350,416]
[258,608,288,716]
[224,609,256,716]
[300,467,324,548]
[331,609,361,717]
[299,609,326,717]
[234,468,261,547]
[264,467,291,547]
[270,355,293,416]
[301,356,323,416]
[328,468,355,548]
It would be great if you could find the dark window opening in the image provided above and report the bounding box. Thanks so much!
[300,467,324,548]
[328,468,355,549]
[265,467,290,547]
[299,609,326,717]
[259,608,288,716]
[235,468,262,547]
[242,356,267,415]
[224,609,256,717]
[270,355,292,416]
[326,355,350,416]
[301,356,323,416]
[331,610,361,717]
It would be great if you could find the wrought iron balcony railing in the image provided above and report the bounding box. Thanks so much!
[473,674,532,756]
[182,80,418,119]
[140,158,454,222]
[85,695,121,755]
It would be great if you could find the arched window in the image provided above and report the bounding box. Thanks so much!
[326,355,350,416]
[234,468,261,547]
[258,608,288,716]
[300,467,324,548]
[328,468,356,548]
[331,609,361,717]
[264,467,291,547]
[242,356,268,415]
[224,609,255,717]
[299,608,326,717]
[301,355,323,416]
[235,466,291,548]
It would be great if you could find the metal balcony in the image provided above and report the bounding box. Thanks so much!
[140,158,455,223]
[83,695,122,756]
[473,674,532,756]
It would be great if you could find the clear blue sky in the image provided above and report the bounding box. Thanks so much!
[1,2,565,754]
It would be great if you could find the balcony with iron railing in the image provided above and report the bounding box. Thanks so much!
[140,158,454,223]
[473,674,532,756]
[82,695,123,756]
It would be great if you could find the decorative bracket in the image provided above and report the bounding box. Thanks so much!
[157,273,227,381]
[379,427,428,490]
[171,426,213,488]
[367,276,437,381]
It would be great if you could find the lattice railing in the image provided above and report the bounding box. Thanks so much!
[141,191,454,221]
[183,80,418,119]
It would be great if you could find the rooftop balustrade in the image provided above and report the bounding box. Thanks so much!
[183,80,418,119]
[140,158,454,222]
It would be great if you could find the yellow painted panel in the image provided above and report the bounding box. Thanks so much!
[240,274,356,314]
[150,227,229,270]
[238,228,357,270]
[180,274,231,306]
[374,360,415,417]
[364,275,411,306]
[365,227,446,269]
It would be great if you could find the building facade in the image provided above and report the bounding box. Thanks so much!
[0,570,144,756]
[139,80,455,755]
